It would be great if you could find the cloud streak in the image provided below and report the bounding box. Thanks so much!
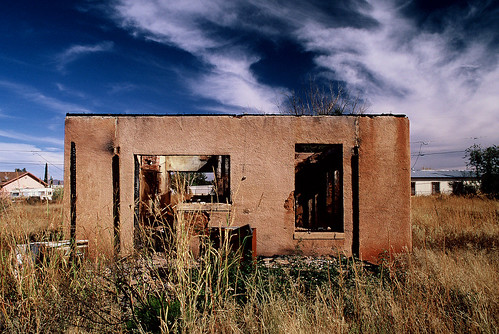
[108,82,137,95]
[0,109,14,119]
[56,83,87,98]
[0,129,63,146]
[112,0,286,112]
[0,80,92,114]
[294,1,499,168]
[56,41,114,71]
[298,2,498,161]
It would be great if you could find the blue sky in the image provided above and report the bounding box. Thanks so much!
[0,0,498,180]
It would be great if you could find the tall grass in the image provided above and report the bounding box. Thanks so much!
[0,199,62,241]
[412,195,499,250]
[0,195,497,333]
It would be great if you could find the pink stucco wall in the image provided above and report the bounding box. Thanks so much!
[64,115,411,263]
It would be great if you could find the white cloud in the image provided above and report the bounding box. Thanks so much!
[184,53,284,112]
[112,0,286,112]
[0,129,63,146]
[56,41,114,71]
[114,0,235,53]
[292,1,499,169]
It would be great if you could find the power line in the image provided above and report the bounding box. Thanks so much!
[32,152,64,171]
[410,150,466,157]
[0,149,41,152]
[411,142,427,169]
[0,150,64,172]
[0,162,63,165]
[0,149,62,153]
[410,136,487,144]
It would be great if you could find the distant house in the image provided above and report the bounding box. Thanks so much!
[410,170,477,196]
[51,179,64,188]
[0,171,52,200]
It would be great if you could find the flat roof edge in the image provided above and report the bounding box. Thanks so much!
[66,113,407,118]
[411,177,478,180]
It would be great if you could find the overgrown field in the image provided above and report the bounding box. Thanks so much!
[0,196,497,333]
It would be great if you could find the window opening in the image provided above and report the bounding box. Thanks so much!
[135,154,230,251]
[295,144,343,232]
[411,182,416,196]
[431,182,440,194]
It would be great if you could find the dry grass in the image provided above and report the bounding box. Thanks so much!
[0,199,63,241]
[0,195,497,333]
[412,195,499,250]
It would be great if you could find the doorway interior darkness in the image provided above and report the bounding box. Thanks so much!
[295,144,343,232]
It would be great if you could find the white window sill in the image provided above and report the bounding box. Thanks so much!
[293,231,345,240]
[175,202,231,212]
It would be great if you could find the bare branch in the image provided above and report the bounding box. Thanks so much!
[279,80,369,116]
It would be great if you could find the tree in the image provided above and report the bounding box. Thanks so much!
[44,163,48,184]
[278,80,370,115]
[190,172,210,186]
[466,144,499,197]
[15,168,26,173]
[450,180,476,196]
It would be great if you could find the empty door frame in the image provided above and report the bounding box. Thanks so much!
[294,144,344,232]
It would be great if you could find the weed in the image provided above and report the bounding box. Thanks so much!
[0,196,496,333]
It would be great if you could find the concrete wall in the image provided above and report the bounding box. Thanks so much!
[64,115,411,263]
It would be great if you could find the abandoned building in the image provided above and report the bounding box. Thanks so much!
[63,114,411,263]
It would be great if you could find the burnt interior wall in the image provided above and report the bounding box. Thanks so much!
[64,115,410,262]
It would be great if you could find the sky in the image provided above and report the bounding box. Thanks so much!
[0,0,498,181]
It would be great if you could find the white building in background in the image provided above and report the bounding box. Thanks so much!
[410,170,478,196]
[188,185,215,197]
[0,171,52,200]
[9,187,53,201]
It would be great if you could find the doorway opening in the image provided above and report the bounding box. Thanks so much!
[295,144,343,232]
